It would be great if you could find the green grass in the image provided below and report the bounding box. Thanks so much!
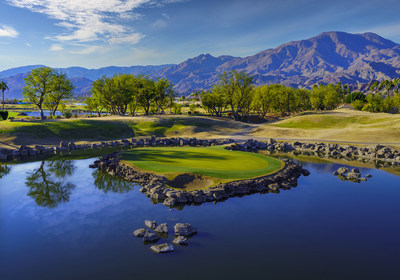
[272,114,400,129]
[121,146,284,180]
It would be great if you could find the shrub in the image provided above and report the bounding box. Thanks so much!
[362,103,373,112]
[173,103,182,114]
[189,103,197,113]
[0,111,9,120]
[352,100,364,110]
[63,110,72,119]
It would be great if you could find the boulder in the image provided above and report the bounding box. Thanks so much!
[143,232,160,242]
[172,236,188,245]
[347,172,361,180]
[145,220,157,229]
[154,223,168,233]
[150,243,174,253]
[174,223,197,236]
[365,174,372,178]
[337,167,349,175]
[133,228,147,237]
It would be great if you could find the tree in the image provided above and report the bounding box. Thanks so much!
[220,71,254,121]
[153,78,174,114]
[137,78,155,115]
[201,85,226,117]
[23,67,74,120]
[44,72,75,117]
[310,84,325,110]
[0,80,9,111]
[323,84,341,110]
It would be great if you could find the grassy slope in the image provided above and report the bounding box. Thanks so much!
[0,115,249,147]
[252,109,400,144]
[121,146,284,180]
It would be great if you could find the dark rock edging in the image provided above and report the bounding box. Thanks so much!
[226,139,400,167]
[0,136,235,162]
[91,151,310,208]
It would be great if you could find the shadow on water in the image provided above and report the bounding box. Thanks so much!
[0,165,11,179]
[92,169,135,193]
[25,160,76,209]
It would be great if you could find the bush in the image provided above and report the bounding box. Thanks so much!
[63,110,72,119]
[0,111,9,120]
[345,92,366,103]
[352,100,364,111]
[172,103,182,114]
[189,103,197,113]
[362,103,373,112]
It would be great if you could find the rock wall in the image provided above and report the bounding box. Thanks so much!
[226,139,400,167]
[0,136,235,162]
[91,152,310,208]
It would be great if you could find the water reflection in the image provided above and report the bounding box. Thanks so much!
[92,169,134,193]
[25,160,76,208]
[0,165,11,179]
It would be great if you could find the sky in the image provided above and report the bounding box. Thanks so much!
[1,0,400,71]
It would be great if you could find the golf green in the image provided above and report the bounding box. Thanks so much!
[121,146,284,180]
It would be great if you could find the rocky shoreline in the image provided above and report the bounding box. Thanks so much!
[90,151,310,208]
[0,136,235,162]
[226,139,400,167]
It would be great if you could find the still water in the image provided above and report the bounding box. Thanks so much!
[0,157,399,280]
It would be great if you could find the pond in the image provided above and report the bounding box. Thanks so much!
[0,156,400,280]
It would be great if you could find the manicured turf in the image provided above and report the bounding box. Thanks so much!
[121,146,284,180]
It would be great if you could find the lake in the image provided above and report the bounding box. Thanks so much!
[0,156,399,280]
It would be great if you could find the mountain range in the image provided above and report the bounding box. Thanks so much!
[1,31,400,99]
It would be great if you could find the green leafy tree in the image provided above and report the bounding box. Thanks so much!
[137,78,155,115]
[201,85,226,116]
[310,84,325,110]
[0,80,9,111]
[23,67,74,120]
[44,72,75,117]
[153,78,174,114]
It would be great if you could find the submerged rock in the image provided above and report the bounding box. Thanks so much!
[143,232,160,242]
[174,223,197,236]
[172,236,188,245]
[154,223,168,233]
[145,220,157,229]
[337,167,349,175]
[133,228,147,237]
[150,243,174,253]
[365,174,372,178]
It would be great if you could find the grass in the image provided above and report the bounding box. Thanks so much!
[252,109,400,144]
[121,146,284,182]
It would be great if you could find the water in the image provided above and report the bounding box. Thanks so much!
[1,157,400,280]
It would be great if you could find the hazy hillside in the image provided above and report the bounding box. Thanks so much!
[2,31,400,97]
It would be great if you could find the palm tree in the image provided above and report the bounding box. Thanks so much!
[0,80,9,111]
[393,78,400,94]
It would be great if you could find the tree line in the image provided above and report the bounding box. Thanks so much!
[85,74,175,116]
[201,71,344,120]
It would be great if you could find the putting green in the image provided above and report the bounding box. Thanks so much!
[120,146,284,181]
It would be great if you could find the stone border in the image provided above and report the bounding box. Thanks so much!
[226,139,400,167]
[90,151,310,208]
[0,136,235,162]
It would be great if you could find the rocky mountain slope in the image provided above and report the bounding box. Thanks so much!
[1,31,399,98]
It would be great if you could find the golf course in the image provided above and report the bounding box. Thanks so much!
[120,146,284,187]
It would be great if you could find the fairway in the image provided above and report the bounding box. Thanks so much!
[121,146,284,180]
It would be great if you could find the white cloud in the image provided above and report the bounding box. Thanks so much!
[26,42,32,47]
[152,19,167,29]
[49,44,64,51]
[69,45,103,55]
[7,0,150,46]
[0,24,19,38]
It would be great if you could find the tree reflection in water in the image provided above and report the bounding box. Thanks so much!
[25,160,76,208]
[0,165,11,179]
[93,169,134,193]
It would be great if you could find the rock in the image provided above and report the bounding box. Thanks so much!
[347,172,361,180]
[333,171,339,176]
[337,167,349,175]
[150,243,174,253]
[365,174,372,178]
[172,236,188,245]
[174,223,197,236]
[351,168,360,174]
[145,220,157,229]
[360,177,367,181]
[143,232,160,242]
[133,228,147,237]
[302,169,311,176]
[154,223,168,233]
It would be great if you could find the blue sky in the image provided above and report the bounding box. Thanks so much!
[1,0,400,70]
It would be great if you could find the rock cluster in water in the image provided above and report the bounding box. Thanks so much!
[0,136,235,162]
[133,221,197,253]
[91,152,310,208]
[333,167,371,183]
[226,139,400,167]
